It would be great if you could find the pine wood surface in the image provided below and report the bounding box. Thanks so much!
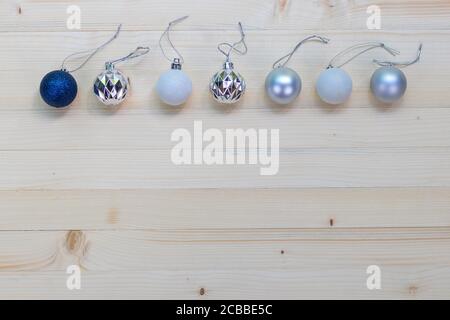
[0,0,449,299]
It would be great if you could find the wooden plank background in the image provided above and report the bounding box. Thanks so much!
[0,0,449,299]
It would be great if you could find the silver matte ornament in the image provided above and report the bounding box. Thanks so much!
[370,67,407,103]
[370,44,422,104]
[265,67,301,105]
[210,22,248,104]
[94,64,129,106]
[210,62,246,103]
[265,35,329,105]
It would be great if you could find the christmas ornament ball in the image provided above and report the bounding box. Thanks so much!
[156,69,192,106]
[40,70,78,108]
[265,67,302,105]
[210,62,246,104]
[370,66,407,103]
[316,67,353,105]
[94,66,129,106]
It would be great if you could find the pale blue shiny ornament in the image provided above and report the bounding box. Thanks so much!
[370,66,407,103]
[265,67,302,105]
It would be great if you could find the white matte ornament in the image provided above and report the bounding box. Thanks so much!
[157,17,192,107]
[316,67,353,105]
[156,68,192,106]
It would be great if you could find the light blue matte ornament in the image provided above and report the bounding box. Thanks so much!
[316,67,352,105]
[265,35,329,105]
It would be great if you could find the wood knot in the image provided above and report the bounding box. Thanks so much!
[327,0,337,7]
[199,287,206,296]
[329,218,334,227]
[18,6,22,15]
[278,0,289,12]
[107,208,119,225]
[65,230,86,254]
[408,285,419,295]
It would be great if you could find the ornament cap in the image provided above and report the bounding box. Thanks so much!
[105,62,115,71]
[223,61,234,70]
[171,58,182,70]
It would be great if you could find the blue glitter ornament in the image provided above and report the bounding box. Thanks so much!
[40,70,78,108]
[39,25,122,108]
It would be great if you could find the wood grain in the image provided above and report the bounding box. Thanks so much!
[0,0,449,299]
[0,229,449,299]
[1,148,450,189]
[1,0,450,31]
[1,188,450,231]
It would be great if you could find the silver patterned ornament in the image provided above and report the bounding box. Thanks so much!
[210,62,246,104]
[210,22,248,104]
[94,63,129,106]
[93,46,150,106]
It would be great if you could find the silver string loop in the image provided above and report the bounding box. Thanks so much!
[272,35,330,69]
[105,46,150,69]
[217,22,248,62]
[327,42,400,69]
[159,16,189,65]
[374,43,423,68]
[61,24,122,73]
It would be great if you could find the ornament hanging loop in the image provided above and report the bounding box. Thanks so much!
[217,22,248,63]
[373,43,423,68]
[105,46,150,70]
[160,16,189,65]
[61,24,122,73]
[272,35,330,69]
[327,42,400,69]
